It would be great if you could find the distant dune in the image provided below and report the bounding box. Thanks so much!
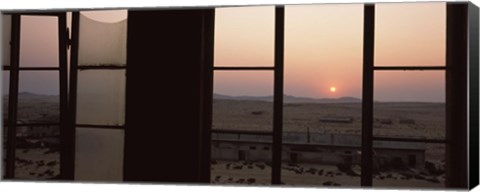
[213,93,361,104]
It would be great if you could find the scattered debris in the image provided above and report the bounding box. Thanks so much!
[246,178,256,184]
[251,111,264,115]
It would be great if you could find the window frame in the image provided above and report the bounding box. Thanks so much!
[0,2,475,189]
[2,12,69,180]
[68,12,127,181]
[210,3,470,188]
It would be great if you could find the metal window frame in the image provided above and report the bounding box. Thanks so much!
[3,12,69,180]
[67,11,128,180]
[373,66,446,71]
[77,66,126,70]
[0,2,473,187]
[361,3,375,187]
[3,66,61,71]
[210,3,454,187]
[361,2,472,189]
[213,66,275,70]
[69,12,128,117]
[209,6,284,185]
[272,5,284,185]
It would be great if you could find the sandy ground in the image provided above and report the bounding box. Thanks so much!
[212,100,446,188]
[211,161,445,189]
[14,148,60,179]
[213,100,445,139]
[2,97,446,188]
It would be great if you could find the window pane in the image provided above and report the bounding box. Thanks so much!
[76,70,125,125]
[214,6,274,67]
[3,71,9,121]
[78,12,127,66]
[213,71,273,131]
[212,71,273,184]
[75,127,124,181]
[81,10,127,23]
[211,133,272,185]
[15,125,60,179]
[375,2,445,66]
[374,71,445,140]
[2,14,11,66]
[373,142,445,189]
[18,71,59,124]
[282,4,363,187]
[19,16,59,67]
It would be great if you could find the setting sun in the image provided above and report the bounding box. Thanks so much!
[330,86,336,93]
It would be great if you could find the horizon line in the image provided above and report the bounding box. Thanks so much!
[2,91,446,103]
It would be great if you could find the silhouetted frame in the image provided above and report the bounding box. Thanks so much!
[361,3,375,187]
[272,5,285,185]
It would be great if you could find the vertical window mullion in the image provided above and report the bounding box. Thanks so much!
[272,5,284,185]
[67,11,80,180]
[57,12,73,180]
[5,14,20,179]
[361,4,375,187]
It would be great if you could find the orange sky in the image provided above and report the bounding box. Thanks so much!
[3,3,447,102]
[214,2,446,102]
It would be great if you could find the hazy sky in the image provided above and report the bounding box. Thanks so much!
[2,3,446,102]
[214,3,445,102]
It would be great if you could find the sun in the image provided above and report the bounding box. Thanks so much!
[330,86,336,93]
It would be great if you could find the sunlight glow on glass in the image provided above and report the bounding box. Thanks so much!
[330,86,336,93]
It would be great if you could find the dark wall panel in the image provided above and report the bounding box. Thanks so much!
[468,2,479,189]
[124,9,214,183]
[446,3,468,189]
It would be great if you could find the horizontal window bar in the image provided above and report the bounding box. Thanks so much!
[19,67,60,71]
[2,12,63,17]
[17,11,65,17]
[78,65,126,70]
[211,129,273,136]
[3,66,60,71]
[213,66,275,70]
[76,124,125,129]
[373,136,447,144]
[374,66,446,71]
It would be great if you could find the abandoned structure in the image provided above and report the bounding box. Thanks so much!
[212,132,425,169]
